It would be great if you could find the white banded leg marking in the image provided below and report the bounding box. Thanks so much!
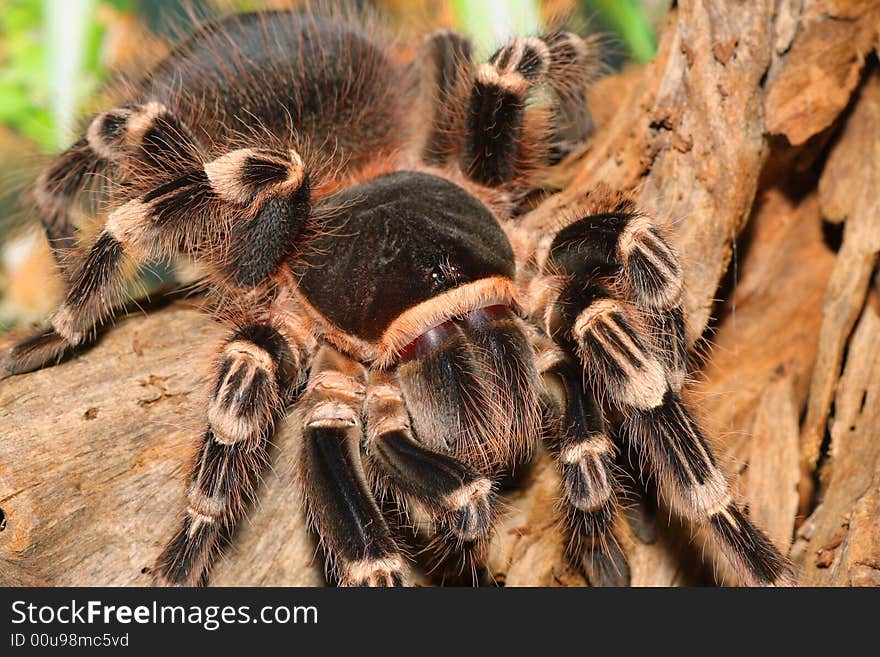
[50,304,90,346]
[302,370,364,429]
[480,36,551,93]
[558,433,615,512]
[85,102,166,162]
[185,488,227,526]
[573,298,669,410]
[364,383,411,441]
[208,340,281,446]
[618,217,684,311]
[204,148,306,206]
[442,477,493,512]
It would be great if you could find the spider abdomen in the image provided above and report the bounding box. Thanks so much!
[142,12,405,168]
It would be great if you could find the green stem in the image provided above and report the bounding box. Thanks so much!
[44,0,94,147]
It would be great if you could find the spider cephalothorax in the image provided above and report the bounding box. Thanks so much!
[1,7,794,587]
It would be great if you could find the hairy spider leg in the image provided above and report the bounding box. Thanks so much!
[298,347,406,587]
[2,103,311,379]
[154,321,301,585]
[549,192,687,386]
[34,138,105,276]
[538,339,629,587]
[545,194,794,586]
[415,29,474,167]
[414,29,598,187]
[364,369,496,545]
[34,102,208,276]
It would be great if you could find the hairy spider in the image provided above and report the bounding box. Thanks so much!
[1,7,794,587]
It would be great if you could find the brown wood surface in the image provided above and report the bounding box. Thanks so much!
[0,303,324,586]
[2,1,879,586]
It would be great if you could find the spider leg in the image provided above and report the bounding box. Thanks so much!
[459,31,598,186]
[390,307,542,580]
[364,370,496,544]
[153,319,299,586]
[34,138,103,273]
[542,30,600,162]
[415,29,474,167]
[542,194,794,586]
[549,191,687,385]
[34,102,202,275]
[2,103,311,379]
[298,347,405,587]
[538,340,629,586]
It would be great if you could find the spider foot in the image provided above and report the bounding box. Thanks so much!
[338,555,406,588]
[0,327,76,379]
[709,504,796,587]
[563,477,630,587]
[153,513,227,587]
[445,478,496,543]
[578,537,630,588]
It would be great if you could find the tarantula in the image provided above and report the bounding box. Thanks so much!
[1,7,794,587]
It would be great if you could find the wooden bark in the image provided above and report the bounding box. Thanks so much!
[800,75,880,490]
[793,306,880,586]
[764,0,880,145]
[0,303,323,586]
[2,0,879,586]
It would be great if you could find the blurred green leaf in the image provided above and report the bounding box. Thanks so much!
[452,0,543,53]
[0,0,56,148]
[0,0,119,149]
[582,0,657,63]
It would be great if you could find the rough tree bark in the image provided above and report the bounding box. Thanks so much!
[1,0,878,586]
